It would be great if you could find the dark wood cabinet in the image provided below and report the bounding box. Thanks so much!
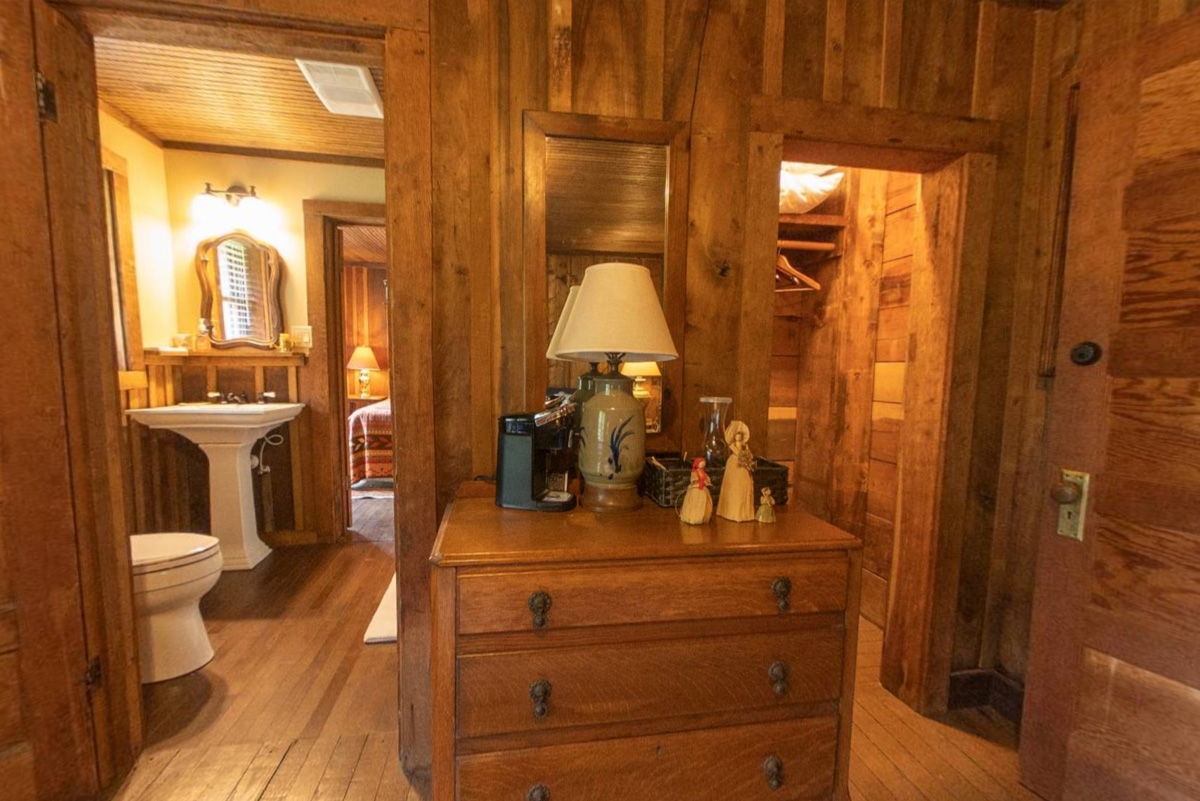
[430,498,862,801]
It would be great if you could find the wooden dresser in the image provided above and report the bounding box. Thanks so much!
[430,498,862,801]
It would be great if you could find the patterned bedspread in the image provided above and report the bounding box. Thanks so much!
[349,400,394,484]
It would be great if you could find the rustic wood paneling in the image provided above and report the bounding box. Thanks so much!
[93,38,385,162]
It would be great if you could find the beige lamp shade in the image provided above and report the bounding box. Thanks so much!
[553,262,678,362]
[546,286,581,360]
[347,345,381,371]
[620,361,662,377]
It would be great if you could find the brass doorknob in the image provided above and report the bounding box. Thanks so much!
[1050,483,1080,504]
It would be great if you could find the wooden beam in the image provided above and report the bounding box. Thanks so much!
[54,0,426,35]
[752,96,1005,165]
[385,25,438,783]
[160,141,384,169]
[63,5,384,63]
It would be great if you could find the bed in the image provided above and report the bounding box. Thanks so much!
[348,399,394,485]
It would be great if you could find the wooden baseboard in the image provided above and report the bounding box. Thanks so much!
[860,569,888,627]
[948,667,1025,726]
[264,529,320,546]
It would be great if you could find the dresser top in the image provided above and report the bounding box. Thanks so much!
[430,497,861,567]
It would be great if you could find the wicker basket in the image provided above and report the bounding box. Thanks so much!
[640,455,790,509]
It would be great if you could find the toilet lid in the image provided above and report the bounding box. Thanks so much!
[130,533,220,575]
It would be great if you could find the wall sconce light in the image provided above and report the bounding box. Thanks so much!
[203,182,259,207]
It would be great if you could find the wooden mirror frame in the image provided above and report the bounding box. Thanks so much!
[523,110,690,452]
[195,231,284,349]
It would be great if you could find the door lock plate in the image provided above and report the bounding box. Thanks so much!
[1056,469,1090,541]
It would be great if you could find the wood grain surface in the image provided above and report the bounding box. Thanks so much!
[457,555,848,635]
[457,627,843,739]
[433,497,861,568]
[457,716,838,801]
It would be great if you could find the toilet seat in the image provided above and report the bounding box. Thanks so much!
[131,533,221,575]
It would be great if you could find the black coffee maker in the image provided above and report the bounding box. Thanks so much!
[495,398,577,512]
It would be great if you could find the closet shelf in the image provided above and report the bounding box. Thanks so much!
[777,238,838,252]
[778,213,848,228]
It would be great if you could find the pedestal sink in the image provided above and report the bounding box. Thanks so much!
[126,403,305,570]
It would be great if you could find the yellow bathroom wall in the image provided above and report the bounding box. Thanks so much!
[162,151,385,337]
[97,110,177,348]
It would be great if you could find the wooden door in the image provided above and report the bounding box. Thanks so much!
[1022,13,1200,801]
[0,2,142,798]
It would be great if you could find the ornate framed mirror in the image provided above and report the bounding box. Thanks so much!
[195,231,284,349]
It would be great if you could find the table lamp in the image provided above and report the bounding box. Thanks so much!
[552,262,678,511]
[347,345,380,399]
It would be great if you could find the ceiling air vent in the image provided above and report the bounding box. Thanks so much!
[295,60,383,119]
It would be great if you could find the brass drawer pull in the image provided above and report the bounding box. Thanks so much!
[763,755,785,791]
[527,783,550,801]
[530,679,552,719]
[771,577,791,611]
[528,590,553,629]
[768,661,789,696]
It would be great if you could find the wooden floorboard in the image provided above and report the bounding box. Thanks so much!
[113,499,1032,801]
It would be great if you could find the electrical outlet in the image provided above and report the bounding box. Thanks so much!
[1055,469,1090,541]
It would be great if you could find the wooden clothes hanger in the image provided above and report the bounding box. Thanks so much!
[775,251,821,292]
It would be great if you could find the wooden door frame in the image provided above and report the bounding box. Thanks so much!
[303,200,387,540]
[751,96,1001,714]
[42,0,437,791]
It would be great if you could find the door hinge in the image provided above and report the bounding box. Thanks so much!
[36,72,57,123]
[84,657,103,693]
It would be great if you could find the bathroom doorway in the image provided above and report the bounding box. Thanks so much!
[27,1,429,793]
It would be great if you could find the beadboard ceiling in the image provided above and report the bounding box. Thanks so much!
[93,38,385,165]
[341,225,387,266]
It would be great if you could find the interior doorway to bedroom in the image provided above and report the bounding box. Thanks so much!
[339,222,394,538]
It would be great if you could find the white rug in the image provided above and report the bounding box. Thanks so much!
[364,574,397,644]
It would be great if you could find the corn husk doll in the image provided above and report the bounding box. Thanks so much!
[716,421,756,522]
[756,487,777,523]
[679,457,713,525]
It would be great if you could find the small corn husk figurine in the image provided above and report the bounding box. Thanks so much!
[679,457,714,525]
[756,487,777,523]
[716,421,756,522]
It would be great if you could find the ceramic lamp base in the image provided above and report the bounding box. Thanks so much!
[581,482,642,512]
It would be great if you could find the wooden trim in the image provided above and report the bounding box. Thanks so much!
[54,0,427,35]
[385,25,438,782]
[65,5,384,64]
[302,199,386,547]
[521,110,690,451]
[430,566,457,801]
[751,96,1004,167]
[835,548,863,799]
[880,153,997,714]
[33,0,141,792]
[161,141,385,169]
[97,98,161,146]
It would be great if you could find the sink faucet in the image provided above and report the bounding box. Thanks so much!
[207,391,250,404]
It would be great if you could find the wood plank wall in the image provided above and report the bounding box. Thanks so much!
[425,0,1054,697]
[120,353,316,544]
[343,265,391,399]
[862,171,915,627]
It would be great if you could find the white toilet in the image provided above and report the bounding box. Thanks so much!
[131,533,223,683]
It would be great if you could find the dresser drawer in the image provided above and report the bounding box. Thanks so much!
[457,556,848,635]
[457,715,838,801]
[457,627,843,739]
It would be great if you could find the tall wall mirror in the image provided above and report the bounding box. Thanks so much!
[196,231,284,349]
[523,111,689,451]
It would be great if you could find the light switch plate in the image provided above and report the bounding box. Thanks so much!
[290,325,313,348]
[1056,469,1090,541]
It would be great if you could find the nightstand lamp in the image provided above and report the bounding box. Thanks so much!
[553,262,677,511]
[347,345,380,399]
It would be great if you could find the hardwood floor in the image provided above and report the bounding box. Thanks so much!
[113,500,1039,801]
